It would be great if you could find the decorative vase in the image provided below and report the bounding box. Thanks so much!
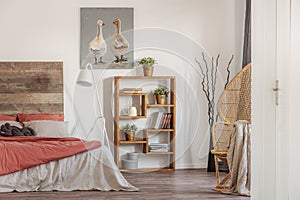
[143,65,154,76]
[128,106,137,116]
[125,131,135,141]
[156,94,166,104]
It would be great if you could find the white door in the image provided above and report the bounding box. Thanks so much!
[288,0,300,199]
[274,0,300,199]
[253,0,300,199]
[275,0,290,199]
[252,0,277,199]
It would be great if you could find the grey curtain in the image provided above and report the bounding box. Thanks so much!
[242,0,251,67]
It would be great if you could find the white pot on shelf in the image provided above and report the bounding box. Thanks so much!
[128,106,137,116]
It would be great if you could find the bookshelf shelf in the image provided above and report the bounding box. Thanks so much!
[119,116,147,119]
[114,76,176,172]
[119,93,147,96]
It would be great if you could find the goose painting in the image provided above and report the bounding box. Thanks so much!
[110,18,129,63]
[89,20,107,64]
[80,8,133,69]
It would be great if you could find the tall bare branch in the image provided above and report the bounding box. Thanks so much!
[195,58,209,100]
[225,55,234,89]
[195,53,233,134]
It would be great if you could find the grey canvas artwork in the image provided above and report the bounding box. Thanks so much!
[80,8,134,69]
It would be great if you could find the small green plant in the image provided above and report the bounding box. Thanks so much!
[137,57,157,66]
[153,87,170,97]
[121,123,138,133]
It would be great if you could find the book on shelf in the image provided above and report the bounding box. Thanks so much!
[123,88,143,91]
[122,90,143,94]
[159,113,168,128]
[150,146,168,148]
[150,112,173,129]
[150,112,163,129]
[122,88,143,93]
[150,149,169,152]
[163,113,172,129]
[149,143,169,152]
[150,143,169,147]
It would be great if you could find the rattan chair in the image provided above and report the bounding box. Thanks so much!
[211,64,251,185]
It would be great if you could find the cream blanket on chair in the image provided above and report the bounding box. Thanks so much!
[225,120,251,196]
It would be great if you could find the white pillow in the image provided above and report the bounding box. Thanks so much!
[0,121,23,129]
[24,120,69,138]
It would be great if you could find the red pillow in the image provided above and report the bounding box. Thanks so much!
[17,113,64,123]
[0,114,17,121]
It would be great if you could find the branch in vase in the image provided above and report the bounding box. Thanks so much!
[225,55,234,89]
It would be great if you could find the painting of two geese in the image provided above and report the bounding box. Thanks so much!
[80,8,134,69]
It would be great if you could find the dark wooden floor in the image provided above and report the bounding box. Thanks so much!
[0,169,250,200]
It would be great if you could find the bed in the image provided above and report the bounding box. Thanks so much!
[0,143,137,192]
[0,62,138,192]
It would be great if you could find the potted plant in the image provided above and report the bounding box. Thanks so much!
[121,123,138,141]
[153,87,170,104]
[137,56,157,77]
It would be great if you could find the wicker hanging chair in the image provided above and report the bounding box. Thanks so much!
[211,63,251,185]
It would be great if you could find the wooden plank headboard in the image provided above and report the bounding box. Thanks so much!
[0,62,63,115]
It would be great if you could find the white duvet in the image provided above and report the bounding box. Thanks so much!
[0,146,138,192]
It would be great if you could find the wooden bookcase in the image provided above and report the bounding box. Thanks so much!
[114,76,176,172]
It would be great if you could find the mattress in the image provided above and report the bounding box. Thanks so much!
[0,146,138,192]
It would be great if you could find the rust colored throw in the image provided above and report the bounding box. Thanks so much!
[0,136,101,176]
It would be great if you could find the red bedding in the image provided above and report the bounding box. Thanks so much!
[0,136,101,176]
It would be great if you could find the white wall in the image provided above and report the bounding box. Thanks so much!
[0,0,245,169]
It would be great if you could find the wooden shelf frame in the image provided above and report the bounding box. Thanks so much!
[114,76,176,172]
[119,140,147,144]
[145,128,176,155]
[119,116,147,119]
[119,92,147,96]
[118,93,147,118]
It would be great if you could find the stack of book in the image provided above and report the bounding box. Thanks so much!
[122,88,143,94]
[150,112,173,129]
[149,143,169,152]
